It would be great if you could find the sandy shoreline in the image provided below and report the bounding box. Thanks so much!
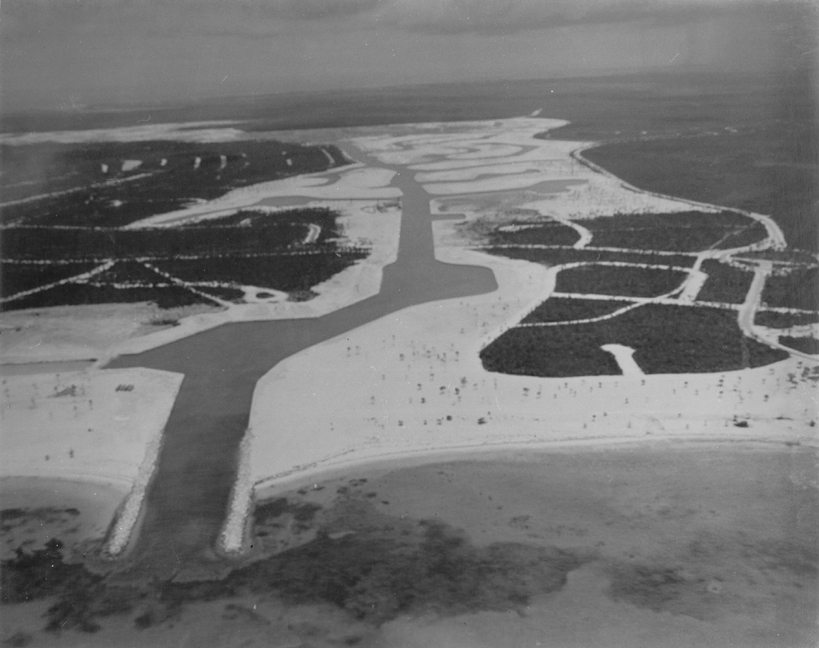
[0,476,128,560]
[0,367,184,555]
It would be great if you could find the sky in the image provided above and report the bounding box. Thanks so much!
[1,0,814,110]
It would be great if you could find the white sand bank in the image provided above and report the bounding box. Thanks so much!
[128,165,399,229]
[0,121,245,146]
[0,367,183,554]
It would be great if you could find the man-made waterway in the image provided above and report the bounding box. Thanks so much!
[106,142,497,578]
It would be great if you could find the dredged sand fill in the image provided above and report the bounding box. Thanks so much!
[0,367,183,554]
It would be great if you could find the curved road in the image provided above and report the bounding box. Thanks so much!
[106,142,497,579]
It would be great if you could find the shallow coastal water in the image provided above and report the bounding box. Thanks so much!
[2,442,815,647]
[0,477,127,560]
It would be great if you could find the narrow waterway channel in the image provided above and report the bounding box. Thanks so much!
[105,141,497,578]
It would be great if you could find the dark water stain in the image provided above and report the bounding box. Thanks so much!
[605,530,819,623]
[0,497,590,635]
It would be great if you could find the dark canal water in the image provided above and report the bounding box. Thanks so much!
[105,142,498,578]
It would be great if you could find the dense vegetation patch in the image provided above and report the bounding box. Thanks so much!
[779,336,819,355]
[521,297,626,324]
[4,283,214,311]
[583,211,767,252]
[762,268,819,312]
[696,260,754,304]
[1,208,341,261]
[0,207,366,311]
[755,310,819,328]
[153,252,366,295]
[1,140,344,227]
[483,246,696,269]
[554,264,687,298]
[481,304,789,377]
[0,262,98,298]
[485,221,579,247]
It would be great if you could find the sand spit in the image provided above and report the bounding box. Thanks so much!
[0,367,183,554]
[0,121,246,146]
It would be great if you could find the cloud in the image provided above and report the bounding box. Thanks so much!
[1,0,800,45]
[374,0,776,35]
[255,0,381,21]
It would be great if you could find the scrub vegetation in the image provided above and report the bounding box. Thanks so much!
[0,140,344,227]
[484,247,696,269]
[755,310,819,328]
[761,267,819,312]
[582,211,766,253]
[696,260,754,305]
[520,297,626,324]
[553,264,687,298]
[481,304,789,377]
[1,207,367,311]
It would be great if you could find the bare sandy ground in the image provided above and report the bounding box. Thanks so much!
[0,367,183,554]
[0,303,218,365]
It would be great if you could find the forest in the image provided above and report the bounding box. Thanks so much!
[553,264,687,298]
[520,297,626,325]
[695,261,753,305]
[0,140,345,228]
[484,246,696,269]
[582,211,767,252]
[1,206,367,311]
[761,267,819,312]
[481,304,789,378]
[2,208,341,261]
